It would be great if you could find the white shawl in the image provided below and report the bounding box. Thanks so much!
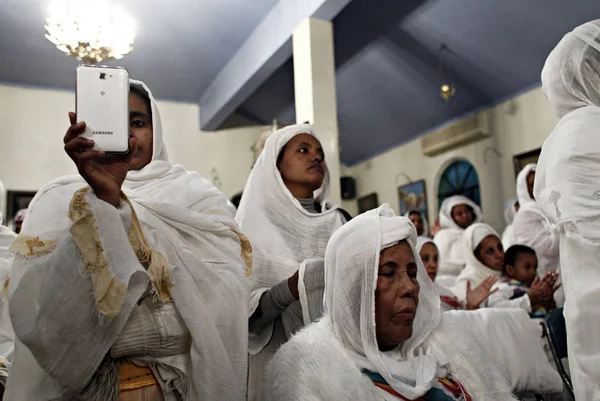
[433,195,483,276]
[501,199,517,250]
[452,223,503,301]
[6,81,249,400]
[536,20,600,400]
[512,164,559,276]
[416,237,463,312]
[265,205,516,400]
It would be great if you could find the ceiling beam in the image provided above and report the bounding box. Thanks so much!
[198,0,353,131]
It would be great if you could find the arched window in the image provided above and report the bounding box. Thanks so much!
[438,160,481,209]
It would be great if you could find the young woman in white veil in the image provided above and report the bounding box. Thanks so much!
[433,195,483,287]
[5,81,250,401]
[236,124,350,401]
[536,19,600,400]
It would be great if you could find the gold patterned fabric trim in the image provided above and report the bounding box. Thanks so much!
[10,234,56,258]
[123,196,171,303]
[2,275,9,299]
[234,230,253,277]
[69,187,127,318]
[119,363,159,392]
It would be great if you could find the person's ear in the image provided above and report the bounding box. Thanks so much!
[505,264,516,277]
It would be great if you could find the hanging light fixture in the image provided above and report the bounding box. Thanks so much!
[45,1,136,64]
[438,44,456,102]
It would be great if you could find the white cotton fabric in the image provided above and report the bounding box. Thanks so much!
[501,199,517,250]
[5,81,249,400]
[235,124,344,400]
[416,237,463,312]
[512,164,560,277]
[452,223,503,301]
[0,181,15,362]
[445,309,562,394]
[265,205,516,400]
[536,19,600,400]
[433,195,483,277]
[405,209,429,237]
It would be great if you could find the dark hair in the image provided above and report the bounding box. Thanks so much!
[231,192,243,209]
[408,210,422,218]
[276,144,287,168]
[130,84,152,117]
[504,245,536,273]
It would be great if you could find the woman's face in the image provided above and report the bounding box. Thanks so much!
[375,241,420,351]
[128,92,154,171]
[475,235,505,271]
[419,242,439,282]
[277,134,326,198]
[451,204,474,229]
[527,171,536,200]
[409,212,424,236]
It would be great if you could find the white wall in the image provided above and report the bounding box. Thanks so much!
[0,84,266,201]
[345,86,559,232]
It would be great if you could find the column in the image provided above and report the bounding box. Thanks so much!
[293,18,341,205]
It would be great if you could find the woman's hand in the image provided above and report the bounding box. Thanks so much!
[288,270,300,300]
[466,276,498,310]
[527,276,554,310]
[64,112,137,207]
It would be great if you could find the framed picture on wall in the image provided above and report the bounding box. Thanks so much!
[398,180,428,221]
[513,148,541,177]
[6,190,36,226]
[357,193,379,214]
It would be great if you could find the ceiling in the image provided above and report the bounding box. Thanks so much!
[1,0,599,165]
[237,0,600,165]
[0,0,280,101]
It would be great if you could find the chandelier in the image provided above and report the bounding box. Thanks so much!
[45,1,136,64]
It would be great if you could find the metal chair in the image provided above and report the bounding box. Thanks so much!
[542,308,574,398]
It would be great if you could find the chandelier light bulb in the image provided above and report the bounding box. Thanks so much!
[45,1,136,64]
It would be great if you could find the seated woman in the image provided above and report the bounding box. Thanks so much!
[5,81,250,400]
[406,210,429,237]
[265,205,515,400]
[512,164,559,278]
[433,195,483,279]
[488,245,559,318]
[417,237,497,312]
[236,124,349,401]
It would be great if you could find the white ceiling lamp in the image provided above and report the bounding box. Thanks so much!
[45,1,136,64]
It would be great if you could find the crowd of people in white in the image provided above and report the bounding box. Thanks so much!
[0,18,598,401]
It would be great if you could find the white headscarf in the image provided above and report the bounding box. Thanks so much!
[537,20,600,225]
[405,209,429,237]
[504,198,518,226]
[501,199,518,250]
[7,80,249,400]
[236,124,344,353]
[452,223,503,301]
[324,204,442,399]
[516,164,540,214]
[433,195,483,276]
[416,237,463,311]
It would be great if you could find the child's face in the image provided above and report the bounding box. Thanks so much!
[506,253,538,286]
[451,204,474,229]
[419,242,439,282]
